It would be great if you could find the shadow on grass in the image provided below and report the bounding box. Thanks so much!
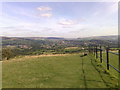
[81,57,106,88]
[90,57,109,87]
[81,58,87,88]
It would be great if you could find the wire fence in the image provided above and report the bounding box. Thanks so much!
[88,45,120,73]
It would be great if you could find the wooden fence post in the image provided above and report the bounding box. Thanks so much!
[88,45,90,53]
[94,46,96,55]
[118,49,120,88]
[89,45,91,53]
[92,46,94,54]
[106,47,109,70]
[96,46,98,59]
[119,49,120,70]
[100,46,102,63]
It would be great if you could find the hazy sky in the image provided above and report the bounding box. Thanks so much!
[0,2,118,38]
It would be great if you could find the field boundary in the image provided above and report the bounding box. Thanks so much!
[2,53,84,62]
[88,45,120,73]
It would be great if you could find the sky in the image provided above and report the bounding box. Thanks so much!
[0,2,118,38]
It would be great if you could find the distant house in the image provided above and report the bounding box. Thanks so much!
[7,45,16,48]
[18,45,29,49]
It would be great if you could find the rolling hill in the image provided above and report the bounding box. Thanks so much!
[78,35,118,41]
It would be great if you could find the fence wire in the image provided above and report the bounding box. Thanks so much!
[90,46,120,73]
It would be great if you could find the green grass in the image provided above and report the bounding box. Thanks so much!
[97,51,119,78]
[2,54,118,88]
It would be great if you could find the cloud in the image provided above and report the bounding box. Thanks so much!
[58,18,86,28]
[69,28,87,33]
[59,19,74,25]
[43,27,53,31]
[62,26,72,28]
[18,23,32,27]
[76,18,87,23]
[39,13,52,18]
[37,6,52,11]
[40,27,55,32]
[93,11,100,16]
[37,6,53,18]
[58,18,86,26]
[1,27,31,31]
[0,27,16,29]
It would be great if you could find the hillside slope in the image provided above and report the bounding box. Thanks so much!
[78,35,118,41]
[2,54,118,88]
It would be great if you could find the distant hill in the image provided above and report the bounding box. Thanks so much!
[78,35,118,41]
[23,37,64,40]
[2,35,118,41]
[46,37,64,40]
[2,37,65,40]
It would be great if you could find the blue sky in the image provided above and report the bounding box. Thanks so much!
[0,2,118,38]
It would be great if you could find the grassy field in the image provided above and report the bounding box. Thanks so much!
[2,54,118,88]
[97,51,119,78]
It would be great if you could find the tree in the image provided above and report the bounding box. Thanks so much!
[2,48,14,60]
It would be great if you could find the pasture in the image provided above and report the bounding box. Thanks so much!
[97,52,119,78]
[2,54,118,88]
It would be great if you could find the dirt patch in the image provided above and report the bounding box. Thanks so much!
[25,54,70,58]
[2,54,71,62]
[3,53,83,62]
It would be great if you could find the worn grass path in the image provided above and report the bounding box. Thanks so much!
[2,54,118,88]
